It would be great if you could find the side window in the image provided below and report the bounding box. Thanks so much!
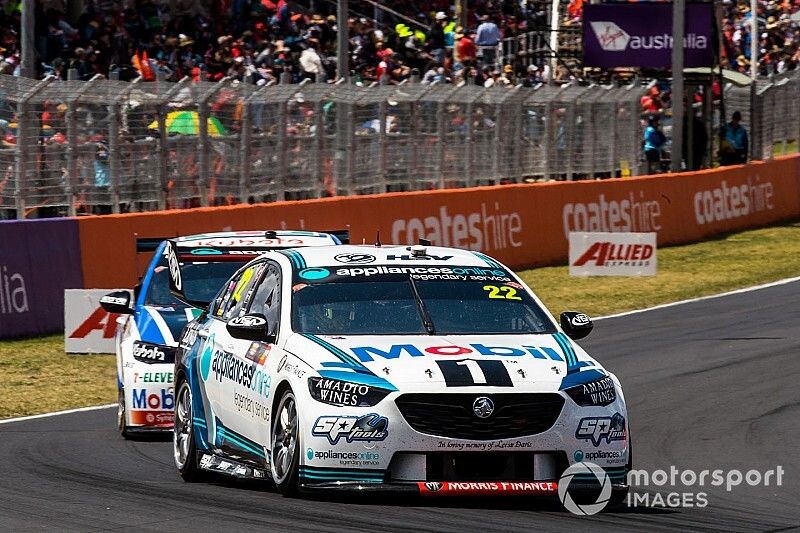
[210,273,241,319]
[210,263,265,320]
[247,263,281,337]
[224,263,265,320]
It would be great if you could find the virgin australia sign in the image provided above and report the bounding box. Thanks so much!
[583,4,713,69]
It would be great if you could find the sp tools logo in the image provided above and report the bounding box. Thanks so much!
[590,21,630,51]
[559,462,612,515]
[311,413,388,445]
[576,413,627,447]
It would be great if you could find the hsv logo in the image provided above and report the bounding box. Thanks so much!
[572,242,653,267]
[590,21,630,51]
[69,306,119,339]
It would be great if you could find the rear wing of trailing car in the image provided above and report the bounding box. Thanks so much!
[326,229,350,244]
[164,240,212,310]
[136,237,167,252]
[134,229,350,251]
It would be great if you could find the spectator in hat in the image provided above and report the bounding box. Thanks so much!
[428,12,448,65]
[522,64,543,87]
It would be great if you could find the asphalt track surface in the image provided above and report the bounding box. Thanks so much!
[2,282,799,532]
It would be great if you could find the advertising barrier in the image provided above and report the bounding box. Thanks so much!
[75,156,800,289]
[583,3,714,69]
[0,219,84,338]
[64,289,124,353]
[2,156,798,339]
[569,232,657,277]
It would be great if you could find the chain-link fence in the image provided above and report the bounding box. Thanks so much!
[0,73,645,218]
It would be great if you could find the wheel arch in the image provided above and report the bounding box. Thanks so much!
[271,378,294,424]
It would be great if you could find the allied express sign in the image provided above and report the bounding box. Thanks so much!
[583,3,714,69]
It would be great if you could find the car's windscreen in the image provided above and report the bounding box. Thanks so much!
[291,267,556,335]
[145,259,247,307]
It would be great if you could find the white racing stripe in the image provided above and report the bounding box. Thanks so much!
[3,275,800,425]
[0,403,116,425]
[594,275,800,321]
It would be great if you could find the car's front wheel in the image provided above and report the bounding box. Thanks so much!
[271,388,300,496]
[117,389,130,439]
[173,378,206,482]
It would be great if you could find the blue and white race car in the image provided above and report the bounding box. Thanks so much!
[99,230,346,438]
[170,243,631,500]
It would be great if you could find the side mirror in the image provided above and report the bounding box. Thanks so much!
[226,314,274,342]
[100,291,134,315]
[560,311,593,340]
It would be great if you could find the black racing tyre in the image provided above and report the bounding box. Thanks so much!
[173,378,207,482]
[271,388,300,496]
[608,439,633,508]
[117,388,131,439]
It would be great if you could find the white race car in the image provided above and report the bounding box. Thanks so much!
[172,243,630,500]
[99,230,346,438]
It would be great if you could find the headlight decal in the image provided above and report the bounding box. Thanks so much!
[564,375,617,407]
[308,375,394,407]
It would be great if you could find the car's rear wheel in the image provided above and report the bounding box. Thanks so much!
[271,388,300,496]
[174,379,206,482]
[117,389,130,439]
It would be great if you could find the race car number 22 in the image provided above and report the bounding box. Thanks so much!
[483,285,522,300]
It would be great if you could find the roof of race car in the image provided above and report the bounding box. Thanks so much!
[173,230,339,249]
[276,244,506,269]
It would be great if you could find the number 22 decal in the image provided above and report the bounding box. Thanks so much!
[483,285,522,300]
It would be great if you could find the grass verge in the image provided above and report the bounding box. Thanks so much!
[0,336,117,419]
[1,221,799,418]
[518,221,800,317]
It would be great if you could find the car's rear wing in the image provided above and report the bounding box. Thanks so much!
[326,229,350,244]
[136,237,167,252]
[164,240,212,310]
[135,229,350,251]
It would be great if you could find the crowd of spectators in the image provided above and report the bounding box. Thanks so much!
[0,0,555,87]
[0,0,797,86]
[720,0,800,76]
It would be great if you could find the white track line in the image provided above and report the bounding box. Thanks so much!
[0,403,115,425]
[594,275,800,321]
[2,275,800,425]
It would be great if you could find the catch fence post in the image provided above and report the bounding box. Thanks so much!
[66,73,104,216]
[14,76,54,218]
[198,77,231,207]
[378,93,388,193]
[156,77,191,210]
[107,77,141,213]
[239,84,268,203]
